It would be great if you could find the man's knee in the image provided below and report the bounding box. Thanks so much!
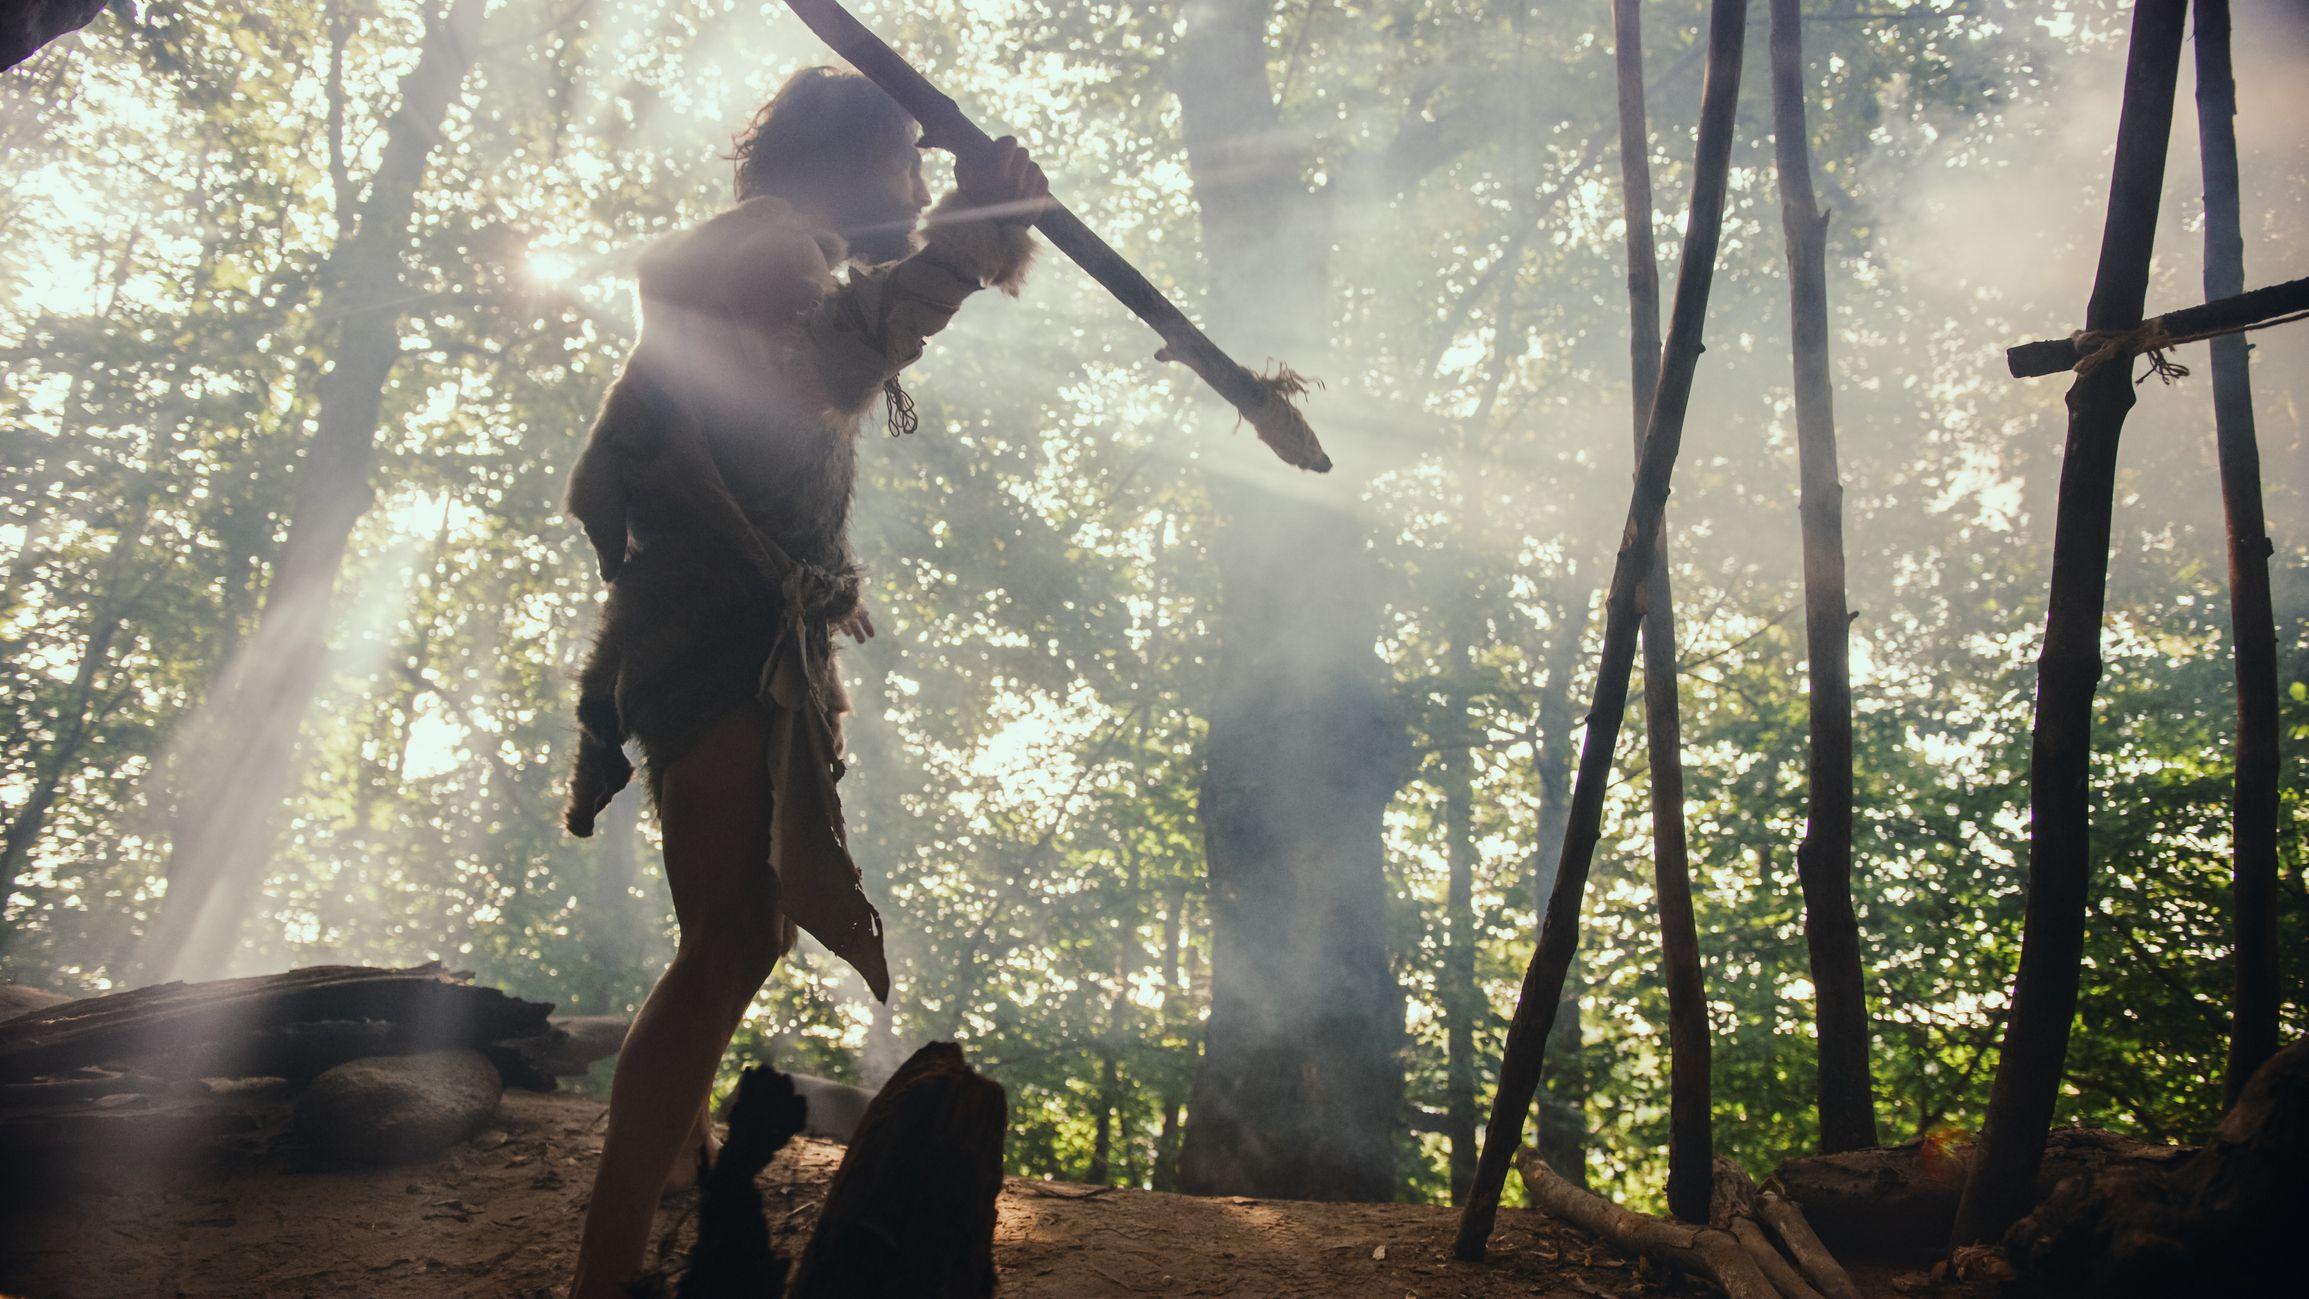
[671,910,792,1001]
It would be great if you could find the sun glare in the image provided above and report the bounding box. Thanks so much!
[525,248,583,286]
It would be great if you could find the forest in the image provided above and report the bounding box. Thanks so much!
[0,0,2303,1295]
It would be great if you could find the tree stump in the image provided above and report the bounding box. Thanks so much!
[787,1042,1007,1299]
[674,1066,809,1299]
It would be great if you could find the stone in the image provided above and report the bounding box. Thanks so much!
[294,1050,503,1165]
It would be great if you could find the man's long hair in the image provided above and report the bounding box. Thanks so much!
[730,66,916,203]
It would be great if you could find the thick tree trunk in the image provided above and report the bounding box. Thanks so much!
[1173,0,1404,1203]
[2192,0,2281,1111]
[1767,0,1876,1154]
[1950,0,2188,1247]
[1455,0,1750,1259]
[1610,0,1712,1222]
[138,0,489,981]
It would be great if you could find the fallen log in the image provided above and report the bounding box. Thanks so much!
[1713,1158,1856,1299]
[1514,1150,1778,1299]
[2005,272,2309,378]
[0,982,71,1021]
[787,1042,1006,1299]
[1770,1127,2188,1263]
[0,963,552,1084]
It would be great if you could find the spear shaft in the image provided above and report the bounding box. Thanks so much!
[783,0,1330,472]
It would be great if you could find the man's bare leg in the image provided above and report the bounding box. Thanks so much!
[662,1099,720,1193]
[569,706,779,1299]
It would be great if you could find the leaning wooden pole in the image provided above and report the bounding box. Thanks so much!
[1453,0,1748,1259]
[1609,0,1713,1224]
[2193,0,2282,1111]
[1766,0,1876,1154]
[781,0,1329,473]
[1949,0,2189,1247]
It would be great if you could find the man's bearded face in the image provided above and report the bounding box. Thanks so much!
[833,135,931,265]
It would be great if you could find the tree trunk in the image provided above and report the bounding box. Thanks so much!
[1456,0,1749,1259]
[1089,1050,1117,1184]
[2192,0,2281,1111]
[1951,0,2188,1247]
[1154,888,1186,1192]
[1172,0,1404,1203]
[1767,0,1877,1154]
[1611,0,1712,1222]
[0,496,158,920]
[138,0,489,981]
[1532,598,1591,1189]
[1441,721,1480,1202]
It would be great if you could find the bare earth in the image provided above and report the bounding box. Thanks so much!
[0,1090,1910,1298]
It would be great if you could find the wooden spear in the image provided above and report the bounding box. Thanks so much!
[782,0,1331,473]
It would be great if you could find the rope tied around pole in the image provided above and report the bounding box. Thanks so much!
[2068,308,2309,385]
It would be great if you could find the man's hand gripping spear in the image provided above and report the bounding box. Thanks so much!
[784,0,1333,473]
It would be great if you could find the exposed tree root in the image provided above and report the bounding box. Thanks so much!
[1984,1037,2308,1297]
[1513,1151,1857,1299]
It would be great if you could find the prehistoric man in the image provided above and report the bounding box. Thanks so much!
[559,67,1047,1298]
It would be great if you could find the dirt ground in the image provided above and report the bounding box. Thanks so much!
[0,1089,1917,1298]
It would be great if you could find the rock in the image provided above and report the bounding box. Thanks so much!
[789,1071,874,1143]
[294,1050,504,1165]
[0,983,71,1022]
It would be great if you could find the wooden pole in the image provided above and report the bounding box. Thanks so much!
[2004,273,2309,377]
[1609,0,1713,1224]
[1950,0,2189,1247]
[1767,0,1876,1154]
[781,0,1330,473]
[1453,0,1748,1259]
[2192,0,2281,1110]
